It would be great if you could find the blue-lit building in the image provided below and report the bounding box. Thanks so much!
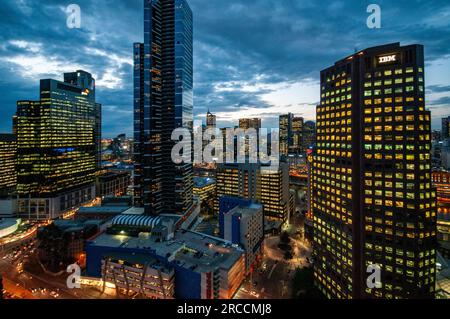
[133,0,194,216]
[85,214,245,299]
[219,196,264,274]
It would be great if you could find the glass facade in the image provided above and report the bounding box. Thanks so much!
[279,114,306,156]
[134,0,193,215]
[0,134,16,196]
[16,71,99,219]
[312,43,436,299]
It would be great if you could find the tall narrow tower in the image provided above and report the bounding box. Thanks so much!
[134,0,194,215]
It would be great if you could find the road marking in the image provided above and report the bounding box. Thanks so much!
[268,263,277,280]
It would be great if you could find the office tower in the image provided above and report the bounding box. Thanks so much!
[0,134,16,196]
[134,0,194,215]
[303,120,316,152]
[206,109,216,129]
[65,71,102,170]
[442,116,450,141]
[312,43,436,299]
[279,114,304,156]
[431,171,450,259]
[290,117,303,154]
[279,113,293,157]
[237,118,262,159]
[215,162,290,222]
[16,70,99,220]
[239,118,261,131]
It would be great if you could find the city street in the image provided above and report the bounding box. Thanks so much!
[234,212,312,300]
[0,241,112,299]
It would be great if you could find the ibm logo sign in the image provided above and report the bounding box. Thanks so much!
[378,55,397,64]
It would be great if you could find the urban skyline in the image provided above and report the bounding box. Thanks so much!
[0,0,449,137]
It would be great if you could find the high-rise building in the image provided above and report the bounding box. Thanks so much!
[279,113,293,157]
[134,0,194,216]
[238,118,262,158]
[239,118,261,131]
[279,114,304,156]
[303,120,316,152]
[206,110,216,129]
[0,134,16,196]
[16,70,99,220]
[64,71,102,170]
[215,162,290,222]
[290,117,303,155]
[312,43,436,299]
[442,116,450,141]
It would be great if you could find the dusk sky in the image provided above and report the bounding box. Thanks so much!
[0,0,449,137]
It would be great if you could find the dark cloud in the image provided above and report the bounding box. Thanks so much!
[0,0,449,136]
[430,96,450,106]
[427,85,450,94]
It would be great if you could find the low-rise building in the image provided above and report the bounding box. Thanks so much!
[37,219,102,272]
[96,171,131,198]
[86,215,245,299]
[101,252,175,299]
[75,206,130,222]
[220,199,264,274]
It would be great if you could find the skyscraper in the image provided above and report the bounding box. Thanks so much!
[279,113,304,156]
[239,118,261,131]
[279,113,293,157]
[312,43,436,299]
[134,0,194,215]
[65,71,102,170]
[0,134,16,196]
[302,120,316,152]
[215,162,290,222]
[290,116,303,155]
[442,116,450,141]
[206,109,216,129]
[16,70,100,220]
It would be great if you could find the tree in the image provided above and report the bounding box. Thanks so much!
[291,267,325,299]
[280,231,290,244]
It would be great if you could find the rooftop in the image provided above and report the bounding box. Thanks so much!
[77,206,130,214]
[193,177,216,188]
[226,203,263,217]
[0,134,16,142]
[88,229,244,273]
[122,207,146,215]
[104,251,174,275]
[0,218,19,230]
